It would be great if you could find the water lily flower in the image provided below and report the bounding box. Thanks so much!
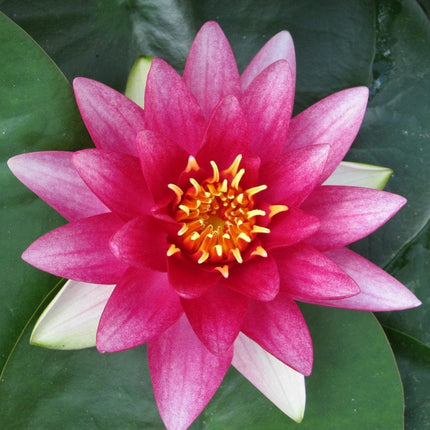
[8,21,420,430]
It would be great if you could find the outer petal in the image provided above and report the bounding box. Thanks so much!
[73,149,152,220]
[273,244,360,301]
[242,293,313,375]
[183,21,241,118]
[30,280,114,349]
[241,60,294,161]
[315,248,421,310]
[167,255,220,298]
[260,144,330,206]
[285,87,369,182]
[302,186,407,251]
[7,151,109,222]
[241,30,296,91]
[73,78,145,156]
[144,58,206,154]
[148,315,232,430]
[137,130,189,203]
[196,95,249,169]
[224,256,280,301]
[232,333,306,423]
[97,267,183,352]
[324,161,393,190]
[262,207,320,250]
[110,216,167,272]
[22,213,127,284]
[181,284,248,354]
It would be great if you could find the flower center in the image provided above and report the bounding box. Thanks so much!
[166,155,288,277]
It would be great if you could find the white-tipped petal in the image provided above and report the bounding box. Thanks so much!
[323,161,393,190]
[125,56,153,108]
[232,333,306,423]
[30,280,115,349]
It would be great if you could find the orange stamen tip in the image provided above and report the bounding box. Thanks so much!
[269,204,289,218]
[215,265,230,278]
[185,156,200,172]
[167,244,181,257]
[251,245,268,258]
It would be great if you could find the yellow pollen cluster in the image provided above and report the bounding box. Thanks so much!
[167,154,287,277]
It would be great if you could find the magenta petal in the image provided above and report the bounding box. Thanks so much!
[316,248,421,310]
[22,213,127,284]
[167,256,219,298]
[181,284,248,354]
[241,30,296,91]
[73,149,152,220]
[137,130,189,203]
[273,244,360,301]
[263,207,320,249]
[242,294,313,375]
[286,87,369,182]
[241,60,294,161]
[260,144,330,206]
[73,78,145,156]
[196,95,249,169]
[148,315,232,430]
[224,256,280,301]
[302,186,407,251]
[97,267,182,352]
[110,216,167,272]
[8,151,109,222]
[183,21,241,118]
[144,58,206,154]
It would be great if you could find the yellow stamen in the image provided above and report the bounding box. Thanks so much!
[251,225,271,234]
[269,204,289,218]
[215,265,230,278]
[246,184,268,197]
[215,244,223,257]
[197,250,210,264]
[185,155,200,172]
[167,183,183,204]
[231,168,245,190]
[210,161,220,182]
[189,178,201,194]
[231,248,243,264]
[247,209,266,218]
[178,224,188,236]
[167,244,181,257]
[179,204,190,216]
[251,245,268,258]
[223,154,243,177]
[238,232,252,243]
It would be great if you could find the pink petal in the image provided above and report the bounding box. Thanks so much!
[73,78,145,156]
[167,255,220,298]
[196,95,249,170]
[241,31,296,91]
[286,87,369,182]
[73,149,152,220]
[110,216,167,272]
[241,60,294,161]
[262,207,320,249]
[260,144,330,206]
[136,130,189,203]
[273,244,360,301]
[7,151,109,222]
[242,294,313,375]
[181,284,248,354]
[148,315,232,430]
[232,333,306,423]
[302,186,407,251]
[224,256,280,301]
[22,213,127,284]
[97,267,183,352]
[144,58,206,154]
[315,248,421,310]
[183,21,241,118]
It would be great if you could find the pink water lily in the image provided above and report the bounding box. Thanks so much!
[8,21,420,430]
